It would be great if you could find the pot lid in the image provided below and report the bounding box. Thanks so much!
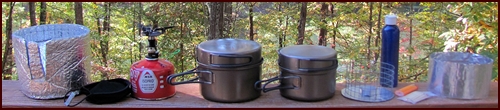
[279,45,336,60]
[198,38,261,54]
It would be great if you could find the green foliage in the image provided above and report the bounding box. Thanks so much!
[437,2,498,81]
[2,2,497,82]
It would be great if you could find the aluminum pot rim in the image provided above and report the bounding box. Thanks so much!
[279,65,337,75]
[197,38,262,55]
[278,55,338,72]
[278,45,337,71]
[195,51,262,68]
[196,38,262,66]
[197,58,264,70]
[278,45,337,60]
[430,52,493,65]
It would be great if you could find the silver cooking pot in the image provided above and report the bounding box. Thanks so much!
[196,38,261,68]
[167,38,263,103]
[255,45,338,102]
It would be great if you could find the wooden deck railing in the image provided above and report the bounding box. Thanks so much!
[2,80,497,108]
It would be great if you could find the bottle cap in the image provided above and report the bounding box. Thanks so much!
[385,14,397,25]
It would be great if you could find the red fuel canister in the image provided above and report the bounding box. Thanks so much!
[130,25,176,100]
[130,58,175,100]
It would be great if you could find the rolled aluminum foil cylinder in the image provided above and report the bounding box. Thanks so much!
[12,24,91,99]
[428,52,493,99]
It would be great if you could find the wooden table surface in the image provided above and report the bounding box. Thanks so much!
[2,80,498,108]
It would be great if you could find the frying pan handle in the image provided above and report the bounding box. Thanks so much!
[298,59,338,72]
[255,75,300,93]
[64,90,86,107]
[167,69,213,85]
[209,54,254,68]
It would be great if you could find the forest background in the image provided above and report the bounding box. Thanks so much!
[2,2,498,83]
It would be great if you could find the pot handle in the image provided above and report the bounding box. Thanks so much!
[255,76,300,93]
[209,54,254,68]
[167,69,213,85]
[298,59,338,72]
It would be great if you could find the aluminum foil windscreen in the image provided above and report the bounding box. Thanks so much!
[428,52,493,99]
[12,24,91,99]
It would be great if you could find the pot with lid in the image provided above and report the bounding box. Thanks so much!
[167,38,263,103]
[196,38,261,68]
[255,45,338,102]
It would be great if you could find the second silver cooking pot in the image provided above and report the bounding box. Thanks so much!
[167,38,263,103]
[256,45,338,102]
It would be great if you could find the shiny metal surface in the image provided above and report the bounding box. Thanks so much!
[197,59,263,103]
[258,45,338,102]
[168,59,263,103]
[279,45,337,59]
[278,68,337,101]
[12,24,91,99]
[170,38,263,103]
[196,38,261,66]
[279,45,337,72]
[428,52,494,99]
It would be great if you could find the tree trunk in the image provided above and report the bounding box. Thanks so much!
[96,14,103,66]
[29,2,37,26]
[39,2,47,25]
[96,15,102,37]
[207,2,225,40]
[180,4,185,72]
[332,21,337,49]
[278,3,283,48]
[102,2,111,64]
[74,2,84,25]
[180,23,185,72]
[409,2,413,61]
[103,3,111,32]
[249,3,255,41]
[375,2,382,61]
[297,2,307,45]
[284,15,289,47]
[98,2,112,79]
[2,2,16,80]
[223,2,232,38]
[329,3,336,49]
[367,2,373,61]
[318,3,328,46]
[137,2,143,60]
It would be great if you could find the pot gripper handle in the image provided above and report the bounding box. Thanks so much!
[167,69,213,85]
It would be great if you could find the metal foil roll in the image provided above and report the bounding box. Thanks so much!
[12,24,91,99]
[428,52,493,99]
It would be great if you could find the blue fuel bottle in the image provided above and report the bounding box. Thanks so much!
[380,14,400,88]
